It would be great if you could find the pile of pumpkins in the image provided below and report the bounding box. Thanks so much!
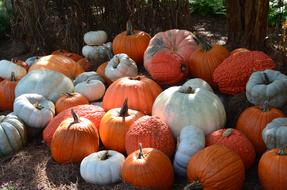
[0,20,287,190]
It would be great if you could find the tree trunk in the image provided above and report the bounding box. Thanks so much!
[225,0,269,50]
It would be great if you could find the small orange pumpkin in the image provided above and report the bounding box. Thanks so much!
[121,144,174,189]
[112,20,151,65]
[55,92,89,114]
[99,98,144,153]
[0,72,17,111]
[235,102,284,154]
[96,62,113,85]
[51,109,100,164]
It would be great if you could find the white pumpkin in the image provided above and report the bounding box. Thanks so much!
[152,86,226,137]
[173,126,205,177]
[15,70,74,103]
[13,93,55,128]
[84,30,108,46]
[73,71,105,86]
[0,113,26,157]
[262,117,287,150]
[246,69,287,108]
[0,60,27,80]
[105,53,138,81]
[75,80,105,102]
[82,42,112,61]
[80,150,125,185]
[25,56,41,67]
[182,78,213,92]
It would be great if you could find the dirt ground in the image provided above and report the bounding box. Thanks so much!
[0,15,285,190]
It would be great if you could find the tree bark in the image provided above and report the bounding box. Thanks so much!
[225,0,269,50]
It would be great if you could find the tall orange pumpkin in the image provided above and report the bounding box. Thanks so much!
[102,76,162,115]
[122,144,174,190]
[43,104,105,146]
[258,147,287,190]
[55,92,89,114]
[187,145,245,190]
[112,20,151,65]
[189,37,230,85]
[99,99,144,153]
[51,110,100,163]
[235,103,284,154]
[29,55,84,79]
[206,128,256,169]
[0,72,17,111]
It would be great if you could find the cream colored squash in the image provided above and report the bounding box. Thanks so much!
[182,78,213,92]
[75,80,105,102]
[0,60,27,80]
[84,30,108,46]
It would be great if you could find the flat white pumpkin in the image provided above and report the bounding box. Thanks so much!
[262,117,287,150]
[13,93,55,128]
[0,60,27,80]
[105,53,138,81]
[82,42,112,61]
[173,126,205,177]
[182,78,213,92]
[152,86,226,137]
[84,31,108,46]
[80,150,125,185]
[75,80,105,102]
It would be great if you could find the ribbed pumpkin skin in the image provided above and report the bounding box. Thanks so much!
[99,108,144,153]
[235,106,284,154]
[146,51,189,85]
[213,51,275,95]
[113,30,151,64]
[122,147,174,190]
[102,76,162,115]
[258,148,287,190]
[0,78,17,111]
[187,145,245,190]
[189,45,230,85]
[55,93,89,114]
[43,104,105,146]
[51,116,100,164]
[206,128,256,169]
[29,55,84,79]
[96,62,113,85]
[125,116,175,158]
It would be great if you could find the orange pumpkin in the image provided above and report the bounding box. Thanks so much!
[189,40,230,85]
[258,147,287,190]
[0,72,17,111]
[51,110,100,163]
[51,49,69,55]
[29,55,84,79]
[206,128,256,169]
[51,49,83,62]
[113,20,151,65]
[235,103,284,154]
[55,92,89,114]
[122,144,174,189]
[230,48,250,56]
[43,104,105,146]
[102,76,162,115]
[187,145,245,190]
[77,58,91,71]
[99,99,144,153]
[125,115,175,158]
[96,62,113,85]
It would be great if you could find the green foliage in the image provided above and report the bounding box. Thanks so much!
[268,0,287,27]
[189,0,226,16]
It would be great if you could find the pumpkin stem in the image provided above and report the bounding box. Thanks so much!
[137,143,145,159]
[10,72,16,81]
[179,86,194,94]
[278,146,287,156]
[262,100,269,112]
[71,109,79,123]
[192,33,212,52]
[129,76,141,80]
[119,98,129,118]
[181,64,187,73]
[112,56,120,68]
[184,181,203,190]
[126,20,134,35]
[263,72,271,85]
[64,92,74,97]
[99,151,111,160]
[223,128,233,137]
[33,102,44,110]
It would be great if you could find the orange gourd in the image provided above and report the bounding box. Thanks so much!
[55,92,89,114]
[99,99,144,153]
[0,72,17,111]
[51,110,100,163]
[96,62,113,85]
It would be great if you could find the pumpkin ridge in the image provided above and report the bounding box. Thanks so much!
[9,121,25,147]
[1,123,16,153]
